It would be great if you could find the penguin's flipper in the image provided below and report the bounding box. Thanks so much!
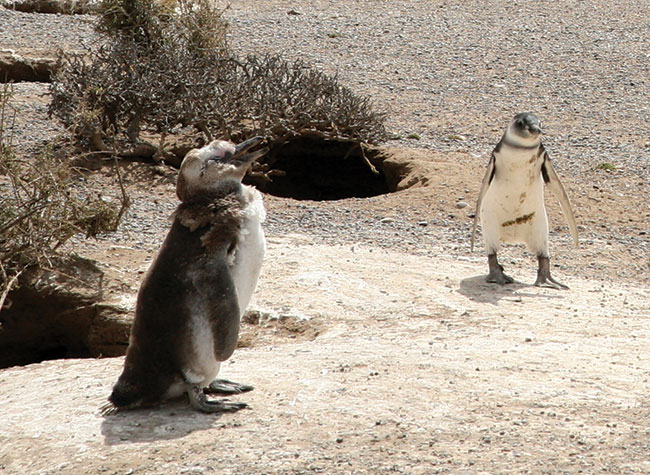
[186,384,248,413]
[471,153,496,251]
[191,258,242,361]
[541,154,578,246]
[205,379,254,395]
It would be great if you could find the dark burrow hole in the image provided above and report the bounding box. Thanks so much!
[245,137,392,200]
[0,290,95,369]
[0,257,130,369]
[0,55,53,83]
[0,289,130,369]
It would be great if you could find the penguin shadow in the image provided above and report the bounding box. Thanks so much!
[100,398,236,445]
[458,275,564,305]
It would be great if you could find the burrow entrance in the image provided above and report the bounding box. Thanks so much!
[245,137,396,201]
[0,256,131,369]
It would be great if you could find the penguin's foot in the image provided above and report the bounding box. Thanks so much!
[534,256,569,290]
[486,268,515,285]
[100,402,119,416]
[486,254,514,285]
[205,379,254,395]
[186,384,248,413]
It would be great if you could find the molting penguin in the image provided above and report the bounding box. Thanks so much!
[470,113,578,289]
[107,137,268,413]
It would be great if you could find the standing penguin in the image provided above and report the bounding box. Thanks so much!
[107,137,268,413]
[470,113,578,289]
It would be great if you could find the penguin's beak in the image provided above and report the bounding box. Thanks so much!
[231,136,269,166]
[529,124,543,135]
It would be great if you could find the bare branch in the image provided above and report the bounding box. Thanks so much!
[0,268,22,316]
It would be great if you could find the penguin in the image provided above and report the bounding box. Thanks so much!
[107,136,268,413]
[470,113,578,289]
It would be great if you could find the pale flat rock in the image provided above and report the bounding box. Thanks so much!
[1,237,650,473]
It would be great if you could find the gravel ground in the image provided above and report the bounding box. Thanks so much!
[226,0,650,180]
[2,0,649,177]
[224,0,650,284]
[1,0,649,284]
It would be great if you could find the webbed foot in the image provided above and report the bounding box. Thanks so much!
[534,256,569,290]
[186,384,248,413]
[205,379,254,395]
[486,254,514,285]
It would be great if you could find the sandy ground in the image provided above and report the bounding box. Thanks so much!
[1,232,650,474]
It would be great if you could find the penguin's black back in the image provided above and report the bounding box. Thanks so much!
[109,187,244,408]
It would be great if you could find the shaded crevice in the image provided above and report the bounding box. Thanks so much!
[0,256,131,368]
[0,53,55,83]
[2,0,94,14]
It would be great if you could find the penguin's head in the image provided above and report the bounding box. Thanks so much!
[177,136,268,202]
[509,112,543,140]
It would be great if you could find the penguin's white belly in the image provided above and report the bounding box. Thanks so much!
[179,292,223,392]
[480,172,548,253]
[230,186,266,314]
[230,215,265,315]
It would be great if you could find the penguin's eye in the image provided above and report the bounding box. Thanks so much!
[203,157,220,168]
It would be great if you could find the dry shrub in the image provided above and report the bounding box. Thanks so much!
[215,54,388,145]
[50,0,233,153]
[49,0,387,165]
[0,84,128,312]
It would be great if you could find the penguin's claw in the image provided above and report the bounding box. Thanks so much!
[187,384,248,413]
[205,379,254,395]
[535,256,569,290]
[534,273,569,290]
[100,402,119,416]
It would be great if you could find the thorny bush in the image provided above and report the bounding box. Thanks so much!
[0,84,128,312]
[49,0,387,163]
